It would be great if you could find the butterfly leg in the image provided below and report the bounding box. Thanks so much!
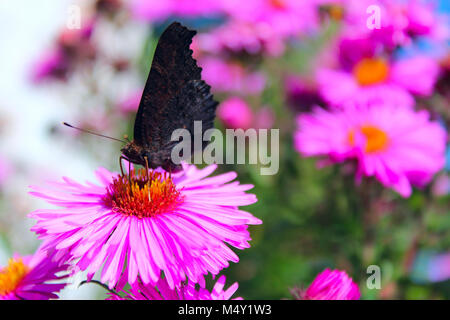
[144,156,151,202]
[120,156,133,196]
[119,156,125,176]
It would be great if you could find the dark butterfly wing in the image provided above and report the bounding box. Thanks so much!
[133,22,203,152]
[157,79,218,161]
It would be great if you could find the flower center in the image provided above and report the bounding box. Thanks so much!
[353,58,389,86]
[270,0,286,9]
[102,169,183,219]
[348,125,389,153]
[0,258,29,296]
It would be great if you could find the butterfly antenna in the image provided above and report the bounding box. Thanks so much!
[62,122,127,143]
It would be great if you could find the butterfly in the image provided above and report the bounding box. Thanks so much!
[120,22,218,173]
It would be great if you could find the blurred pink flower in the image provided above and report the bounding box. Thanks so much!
[130,0,224,21]
[110,275,241,300]
[218,97,275,130]
[427,252,450,282]
[389,55,441,96]
[317,54,439,107]
[432,174,450,196]
[117,90,142,113]
[254,106,275,129]
[199,57,266,94]
[0,245,69,300]
[29,164,260,290]
[295,103,446,197]
[222,0,318,38]
[0,156,12,187]
[337,0,448,47]
[31,19,96,84]
[30,48,68,83]
[285,75,326,113]
[218,97,253,129]
[196,20,285,56]
[292,269,360,300]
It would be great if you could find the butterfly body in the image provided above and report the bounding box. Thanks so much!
[121,22,218,172]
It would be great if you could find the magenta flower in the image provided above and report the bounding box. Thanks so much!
[0,245,69,300]
[218,97,254,129]
[333,0,447,47]
[109,275,241,300]
[222,0,318,38]
[130,0,223,22]
[195,20,286,56]
[199,57,266,94]
[294,103,446,197]
[317,54,439,108]
[30,48,68,83]
[285,75,326,113]
[29,164,261,290]
[292,269,360,300]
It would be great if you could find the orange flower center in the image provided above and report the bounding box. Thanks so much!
[328,5,344,20]
[270,0,286,9]
[353,58,389,86]
[0,258,29,296]
[348,125,389,153]
[102,169,183,219]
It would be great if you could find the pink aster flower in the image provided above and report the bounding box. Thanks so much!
[0,245,69,300]
[130,0,223,22]
[30,48,68,83]
[29,164,261,290]
[317,54,440,108]
[222,0,318,38]
[218,97,253,129]
[195,20,286,56]
[285,75,326,113]
[295,103,446,197]
[292,269,360,300]
[329,0,448,47]
[199,57,266,94]
[109,275,241,300]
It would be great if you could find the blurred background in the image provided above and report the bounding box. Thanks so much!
[0,0,449,299]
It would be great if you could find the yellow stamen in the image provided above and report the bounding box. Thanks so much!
[353,58,389,86]
[0,258,29,296]
[103,169,183,219]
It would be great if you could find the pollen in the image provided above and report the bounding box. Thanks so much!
[353,58,389,86]
[0,258,29,296]
[102,169,184,219]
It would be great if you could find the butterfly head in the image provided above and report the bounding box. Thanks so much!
[121,140,149,167]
